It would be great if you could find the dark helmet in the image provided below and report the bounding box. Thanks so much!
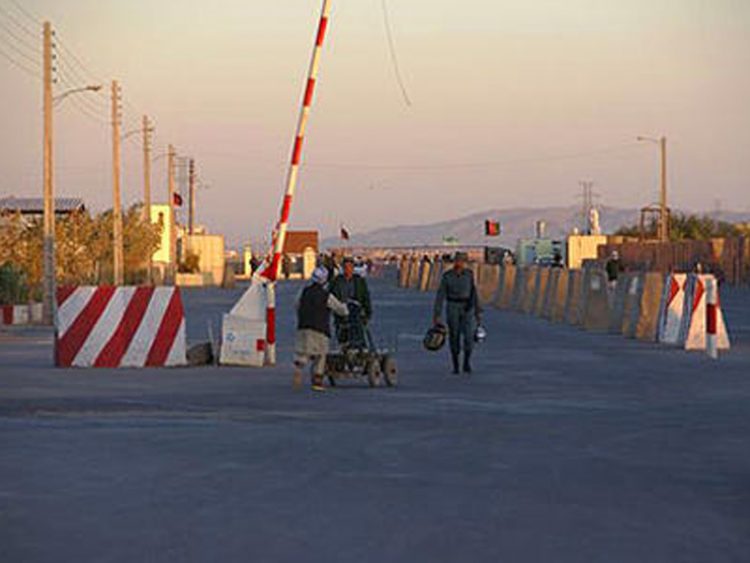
[423,323,447,352]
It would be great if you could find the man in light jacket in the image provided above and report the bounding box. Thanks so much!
[294,266,349,392]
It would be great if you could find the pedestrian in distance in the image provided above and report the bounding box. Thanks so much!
[605,250,622,307]
[433,251,482,375]
[293,266,349,392]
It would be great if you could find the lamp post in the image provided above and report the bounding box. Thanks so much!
[637,135,668,242]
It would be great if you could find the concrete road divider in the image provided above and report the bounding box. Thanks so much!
[220,315,267,367]
[55,286,187,368]
[533,267,550,317]
[407,258,421,289]
[496,265,516,310]
[428,260,444,291]
[398,258,410,288]
[681,274,730,351]
[521,266,539,314]
[419,261,432,292]
[635,272,664,341]
[621,274,642,338]
[582,269,610,332]
[564,270,583,325]
[657,273,687,345]
[608,274,630,334]
[478,264,500,305]
[552,269,569,322]
[541,268,559,320]
[1,304,30,325]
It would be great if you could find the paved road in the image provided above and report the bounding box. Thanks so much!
[1,276,749,562]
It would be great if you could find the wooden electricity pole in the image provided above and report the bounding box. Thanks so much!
[659,136,668,242]
[167,144,177,284]
[42,21,55,325]
[111,80,124,285]
[188,158,196,235]
[142,115,153,283]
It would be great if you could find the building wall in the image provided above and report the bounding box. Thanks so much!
[567,235,608,269]
[183,233,225,286]
[150,204,172,264]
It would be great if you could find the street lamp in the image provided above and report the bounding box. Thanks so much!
[637,135,669,242]
[42,82,103,327]
[53,84,103,106]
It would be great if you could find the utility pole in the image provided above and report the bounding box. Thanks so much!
[142,115,153,283]
[188,158,196,235]
[659,136,668,242]
[579,180,594,234]
[42,21,55,325]
[167,144,177,284]
[111,80,124,285]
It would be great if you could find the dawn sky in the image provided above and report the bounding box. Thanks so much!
[1,0,749,247]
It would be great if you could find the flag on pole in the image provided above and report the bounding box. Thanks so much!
[485,220,501,236]
[340,225,350,240]
[173,192,183,207]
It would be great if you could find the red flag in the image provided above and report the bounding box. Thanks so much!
[485,220,500,236]
[173,192,183,207]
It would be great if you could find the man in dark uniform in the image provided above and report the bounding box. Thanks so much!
[433,252,481,374]
[330,256,372,324]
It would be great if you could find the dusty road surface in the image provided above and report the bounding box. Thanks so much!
[2,276,749,562]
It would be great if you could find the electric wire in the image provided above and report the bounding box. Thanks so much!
[0,11,40,54]
[0,42,40,79]
[0,3,39,39]
[7,0,41,26]
[380,0,412,107]
[0,27,40,67]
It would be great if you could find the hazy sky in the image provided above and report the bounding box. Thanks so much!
[1,0,749,247]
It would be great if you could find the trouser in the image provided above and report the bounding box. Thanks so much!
[446,302,475,358]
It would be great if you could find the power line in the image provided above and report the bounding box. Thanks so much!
[7,0,41,25]
[0,3,39,39]
[0,28,40,67]
[0,42,40,79]
[305,142,647,171]
[380,0,412,107]
[0,11,40,53]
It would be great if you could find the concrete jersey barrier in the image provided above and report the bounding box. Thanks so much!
[564,270,584,325]
[55,286,187,368]
[551,269,570,322]
[521,266,539,314]
[419,261,432,292]
[496,265,516,310]
[533,268,550,317]
[407,258,421,289]
[582,269,610,332]
[635,272,665,341]
[608,273,631,334]
[477,264,501,305]
[428,260,444,292]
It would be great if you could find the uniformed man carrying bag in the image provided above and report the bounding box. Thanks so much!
[432,252,482,374]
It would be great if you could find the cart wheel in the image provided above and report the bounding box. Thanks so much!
[366,360,381,388]
[381,355,398,387]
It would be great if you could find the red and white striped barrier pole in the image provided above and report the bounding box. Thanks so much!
[258,0,332,365]
[705,276,718,359]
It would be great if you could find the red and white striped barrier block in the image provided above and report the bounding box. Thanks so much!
[681,274,730,352]
[658,273,687,345]
[56,286,187,368]
[1,304,30,325]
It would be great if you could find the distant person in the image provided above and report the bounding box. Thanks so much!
[552,251,564,268]
[605,251,622,285]
[433,251,481,375]
[330,256,373,326]
[294,266,349,392]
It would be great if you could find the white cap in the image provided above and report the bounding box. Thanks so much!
[311,266,328,284]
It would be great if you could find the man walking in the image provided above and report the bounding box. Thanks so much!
[294,266,349,392]
[433,252,481,374]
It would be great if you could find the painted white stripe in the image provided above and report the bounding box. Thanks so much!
[73,287,136,367]
[164,319,187,366]
[120,287,173,367]
[57,286,96,338]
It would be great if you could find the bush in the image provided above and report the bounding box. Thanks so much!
[0,262,29,305]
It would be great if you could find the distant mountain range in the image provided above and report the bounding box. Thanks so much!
[323,206,750,249]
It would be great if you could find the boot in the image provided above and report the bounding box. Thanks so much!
[451,352,460,375]
[462,351,472,374]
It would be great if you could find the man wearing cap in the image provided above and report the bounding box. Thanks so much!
[294,266,349,392]
[330,256,373,325]
[433,252,481,374]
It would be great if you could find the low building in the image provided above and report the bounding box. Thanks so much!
[282,230,319,280]
[0,196,85,225]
